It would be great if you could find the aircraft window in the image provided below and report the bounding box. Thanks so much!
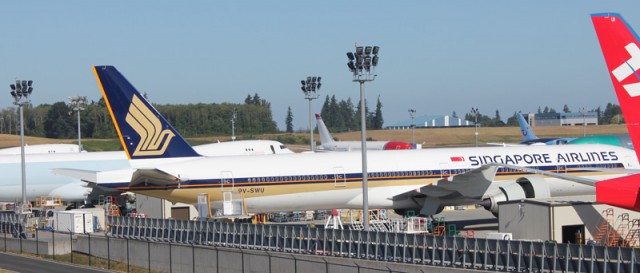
[280,145,286,149]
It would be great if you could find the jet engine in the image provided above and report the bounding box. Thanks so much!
[480,176,551,215]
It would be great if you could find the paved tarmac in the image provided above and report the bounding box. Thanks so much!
[0,252,112,273]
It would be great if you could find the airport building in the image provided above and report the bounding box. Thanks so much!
[498,196,640,245]
[524,112,599,127]
[386,115,475,129]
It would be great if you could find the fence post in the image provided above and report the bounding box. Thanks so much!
[266,251,273,273]
[192,243,195,273]
[88,233,92,266]
[107,235,111,270]
[19,230,22,254]
[126,237,130,273]
[148,240,151,273]
[70,231,73,264]
[52,229,55,260]
[35,228,39,257]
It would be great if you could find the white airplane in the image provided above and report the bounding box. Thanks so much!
[56,65,640,217]
[516,112,575,145]
[488,113,575,146]
[315,114,414,151]
[0,140,292,202]
[0,144,83,154]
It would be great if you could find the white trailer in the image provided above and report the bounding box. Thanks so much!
[53,211,93,233]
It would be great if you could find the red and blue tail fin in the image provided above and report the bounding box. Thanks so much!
[92,66,200,160]
[592,13,640,158]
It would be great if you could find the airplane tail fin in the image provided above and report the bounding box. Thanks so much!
[92,66,200,160]
[592,13,640,157]
[516,112,537,142]
[592,13,640,211]
[315,114,335,145]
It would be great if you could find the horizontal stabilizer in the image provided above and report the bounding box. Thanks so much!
[52,168,100,183]
[596,175,640,211]
[130,168,182,187]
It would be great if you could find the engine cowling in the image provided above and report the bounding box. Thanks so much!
[480,176,551,215]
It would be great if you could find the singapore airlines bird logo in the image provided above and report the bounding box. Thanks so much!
[126,95,175,156]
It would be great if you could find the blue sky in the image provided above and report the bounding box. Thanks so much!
[2,1,640,131]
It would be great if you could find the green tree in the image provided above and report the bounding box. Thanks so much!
[43,102,74,138]
[602,103,622,124]
[493,110,505,126]
[563,104,571,113]
[372,96,384,129]
[285,106,293,133]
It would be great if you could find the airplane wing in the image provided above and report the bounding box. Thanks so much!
[392,163,612,216]
[567,167,640,175]
[54,167,183,187]
[393,164,499,215]
[486,142,524,147]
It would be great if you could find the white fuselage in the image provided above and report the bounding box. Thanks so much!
[0,140,293,202]
[93,144,639,212]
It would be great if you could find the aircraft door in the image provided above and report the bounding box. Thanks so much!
[439,162,450,178]
[626,156,635,168]
[556,165,567,173]
[220,171,234,191]
[334,167,346,187]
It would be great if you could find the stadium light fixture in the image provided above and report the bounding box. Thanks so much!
[9,79,34,220]
[231,108,238,141]
[301,76,321,151]
[68,96,87,152]
[471,108,479,147]
[409,109,417,145]
[346,44,379,231]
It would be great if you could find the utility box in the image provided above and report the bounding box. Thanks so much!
[53,211,93,233]
[73,208,106,231]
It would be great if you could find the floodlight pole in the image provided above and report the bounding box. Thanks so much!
[471,108,479,147]
[409,109,416,145]
[581,107,586,137]
[231,108,237,141]
[9,80,33,221]
[301,77,321,152]
[347,45,379,231]
[68,96,87,152]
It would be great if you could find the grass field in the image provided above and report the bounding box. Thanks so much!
[0,124,628,151]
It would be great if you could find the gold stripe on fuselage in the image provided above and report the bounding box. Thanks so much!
[119,170,610,205]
